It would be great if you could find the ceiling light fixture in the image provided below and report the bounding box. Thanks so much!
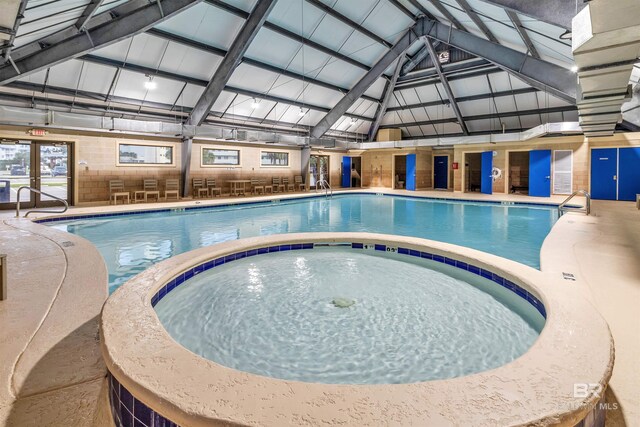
[252,98,260,109]
[144,75,157,90]
[298,108,306,117]
[570,65,579,73]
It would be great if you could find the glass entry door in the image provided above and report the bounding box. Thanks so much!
[0,141,71,210]
[309,155,329,189]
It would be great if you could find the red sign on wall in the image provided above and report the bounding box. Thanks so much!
[452,162,459,170]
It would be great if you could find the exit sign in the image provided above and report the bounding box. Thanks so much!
[28,129,48,136]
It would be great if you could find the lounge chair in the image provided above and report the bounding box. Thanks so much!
[164,179,180,201]
[143,179,160,202]
[192,178,209,198]
[206,178,222,197]
[109,180,130,205]
[282,177,294,192]
[251,178,264,195]
[294,175,305,191]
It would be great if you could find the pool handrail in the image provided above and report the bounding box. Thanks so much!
[15,186,69,218]
[558,190,591,216]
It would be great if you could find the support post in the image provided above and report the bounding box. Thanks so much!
[0,254,6,301]
[181,137,192,198]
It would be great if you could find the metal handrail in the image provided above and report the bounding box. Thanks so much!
[558,190,591,216]
[16,186,69,218]
[316,178,332,197]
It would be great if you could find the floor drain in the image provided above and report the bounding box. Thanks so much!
[61,241,74,248]
[562,272,576,281]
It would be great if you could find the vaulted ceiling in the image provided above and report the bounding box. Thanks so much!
[0,0,633,141]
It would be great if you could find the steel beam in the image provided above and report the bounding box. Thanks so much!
[426,0,466,30]
[188,0,277,126]
[396,66,501,91]
[1,0,28,60]
[304,0,392,48]
[424,19,577,102]
[477,0,584,30]
[405,0,436,20]
[204,0,371,73]
[455,0,498,43]
[310,18,429,138]
[379,105,577,128]
[75,0,105,31]
[368,55,405,141]
[79,54,373,122]
[0,0,202,85]
[398,58,490,83]
[387,87,539,111]
[506,10,540,59]
[423,37,469,135]
[147,28,380,104]
[402,45,430,75]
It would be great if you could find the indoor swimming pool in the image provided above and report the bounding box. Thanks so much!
[49,194,559,293]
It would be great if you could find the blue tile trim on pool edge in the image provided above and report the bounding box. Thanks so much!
[150,242,546,319]
[33,192,566,224]
[109,373,177,427]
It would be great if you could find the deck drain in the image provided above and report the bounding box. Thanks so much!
[562,272,576,281]
[61,241,75,248]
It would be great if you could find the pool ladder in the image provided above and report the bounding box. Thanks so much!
[558,190,591,216]
[15,186,69,218]
[316,179,332,198]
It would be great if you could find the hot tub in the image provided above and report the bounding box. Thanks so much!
[101,233,613,426]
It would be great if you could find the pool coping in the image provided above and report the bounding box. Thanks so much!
[101,232,614,427]
[30,189,574,224]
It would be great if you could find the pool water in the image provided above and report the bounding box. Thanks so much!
[51,194,558,293]
[154,247,543,384]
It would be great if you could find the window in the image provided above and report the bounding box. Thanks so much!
[118,144,173,165]
[202,148,240,166]
[261,151,289,167]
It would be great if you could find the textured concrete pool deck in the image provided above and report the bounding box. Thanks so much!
[0,189,636,426]
[542,201,640,426]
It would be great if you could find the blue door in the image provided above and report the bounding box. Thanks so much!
[434,155,448,189]
[406,154,416,191]
[341,156,351,188]
[590,148,617,200]
[619,147,640,201]
[529,150,552,197]
[481,151,493,194]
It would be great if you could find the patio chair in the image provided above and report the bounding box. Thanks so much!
[262,179,273,194]
[192,178,209,198]
[143,179,160,202]
[164,179,180,201]
[283,177,294,192]
[272,177,285,193]
[251,178,264,195]
[294,175,305,191]
[206,178,222,197]
[109,180,130,205]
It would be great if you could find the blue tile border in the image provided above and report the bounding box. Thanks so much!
[150,242,546,319]
[34,192,566,224]
[109,373,177,427]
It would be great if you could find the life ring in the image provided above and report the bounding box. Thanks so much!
[491,167,502,182]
